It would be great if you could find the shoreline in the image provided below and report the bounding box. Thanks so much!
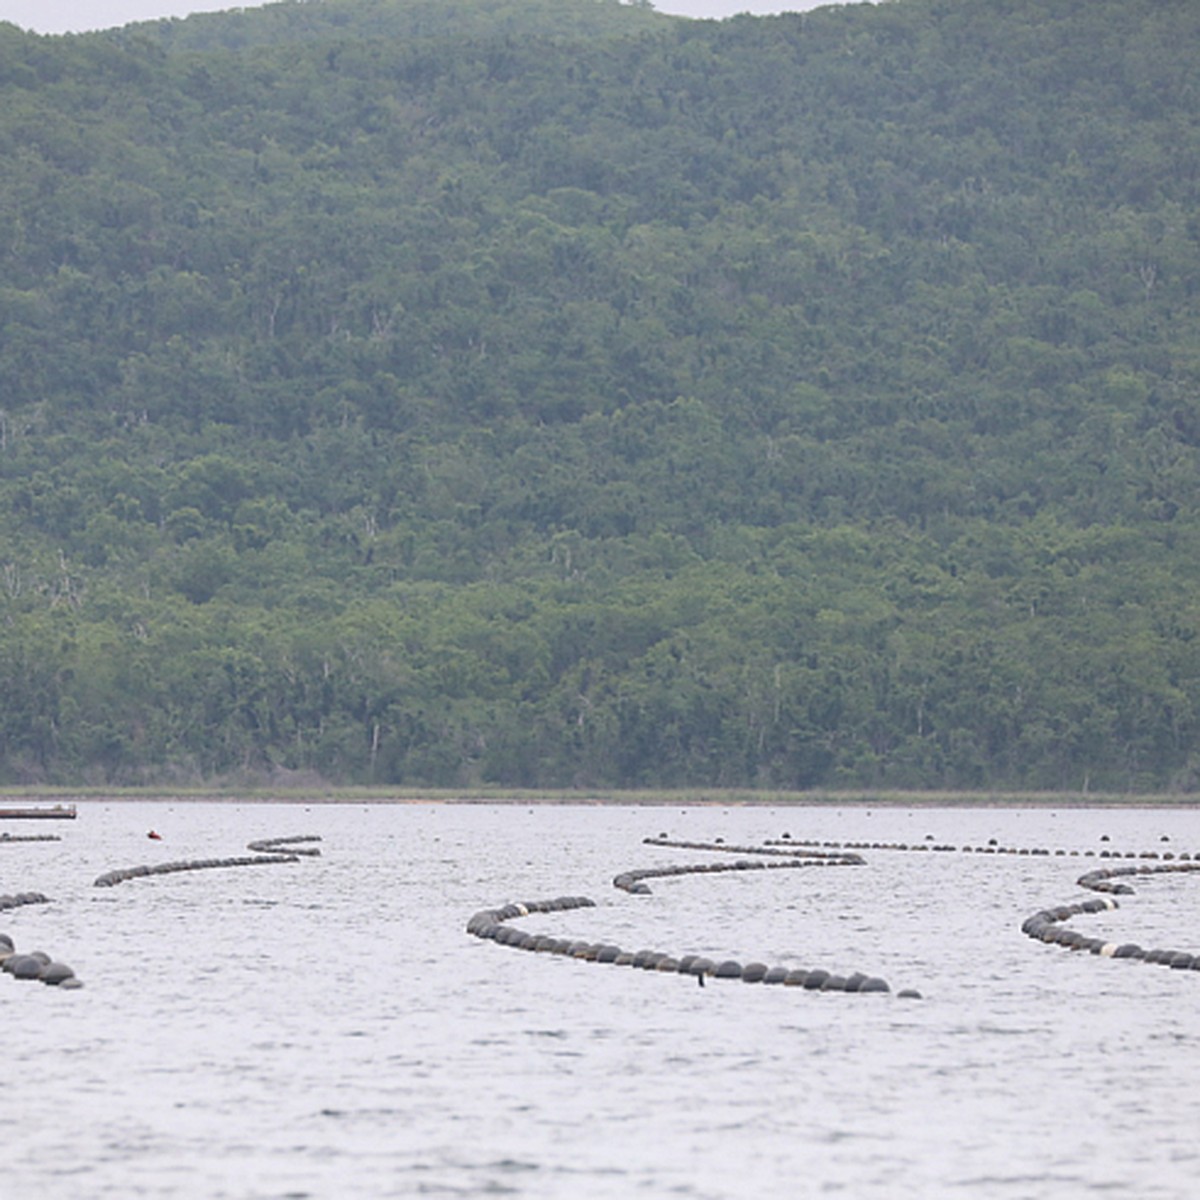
[1,787,1198,809]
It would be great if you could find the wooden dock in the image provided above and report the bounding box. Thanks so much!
[0,804,77,820]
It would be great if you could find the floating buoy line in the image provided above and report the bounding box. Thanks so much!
[469,836,902,996]
[0,932,80,988]
[93,834,323,887]
[469,830,1200,1000]
[465,894,906,995]
[3,818,1197,997]
[1,835,324,993]
[1021,860,1200,969]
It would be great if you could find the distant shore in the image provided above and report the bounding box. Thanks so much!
[1,787,1197,809]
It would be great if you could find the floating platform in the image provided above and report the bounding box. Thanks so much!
[0,804,76,820]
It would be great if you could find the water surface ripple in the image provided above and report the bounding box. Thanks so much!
[2,802,1197,1199]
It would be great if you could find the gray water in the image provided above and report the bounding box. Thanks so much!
[2,801,1198,1199]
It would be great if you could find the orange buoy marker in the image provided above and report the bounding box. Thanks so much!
[147,830,162,840]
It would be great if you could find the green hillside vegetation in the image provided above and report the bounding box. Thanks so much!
[134,0,667,52]
[0,0,1198,791]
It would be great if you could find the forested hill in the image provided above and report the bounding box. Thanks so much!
[0,0,1198,793]
[125,0,669,52]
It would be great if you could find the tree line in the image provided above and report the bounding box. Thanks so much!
[0,0,1198,790]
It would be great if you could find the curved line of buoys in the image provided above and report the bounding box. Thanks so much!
[465,894,915,999]
[0,932,82,989]
[764,837,1197,860]
[0,833,61,843]
[1076,861,1200,895]
[754,829,1200,979]
[644,837,864,864]
[466,828,1200,1003]
[1022,864,1200,969]
[0,892,51,914]
[1020,894,1200,969]
[614,856,857,895]
[621,837,864,895]
[92,833,324,888]
[0,891,50,910]
[1020,897,1122,955]
[246,835,323,857]
[94,853,301,888]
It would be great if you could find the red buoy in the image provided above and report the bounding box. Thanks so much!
[147,830,162,840]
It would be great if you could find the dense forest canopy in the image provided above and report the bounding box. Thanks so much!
[0,0,1198,791]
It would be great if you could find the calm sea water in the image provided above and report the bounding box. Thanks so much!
[2,801,1198,1199]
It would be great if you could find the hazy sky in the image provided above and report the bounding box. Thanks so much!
[2,0,845,37]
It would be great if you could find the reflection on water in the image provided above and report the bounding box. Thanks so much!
[1,801,1198,1198]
